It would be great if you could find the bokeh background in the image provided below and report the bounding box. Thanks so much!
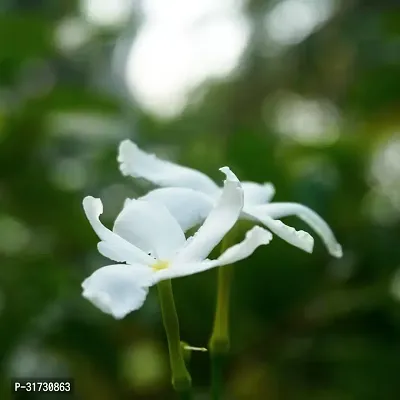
[1,0,400,399]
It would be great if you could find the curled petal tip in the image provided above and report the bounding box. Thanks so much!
[82,196,103,217]
[298,231,314,253]
[119,139,132,146]
[331,244,343,258]
[250,226,273,244]
[117,140,136,175]
[83,195,100,206]
[219,166,239,183]
[272,219,315,254]
[118,139,134,155]
[83,195,95,204]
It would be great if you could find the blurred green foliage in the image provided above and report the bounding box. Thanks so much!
[1,0,400,399]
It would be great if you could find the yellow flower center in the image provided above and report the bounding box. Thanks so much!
[152,260,169,271]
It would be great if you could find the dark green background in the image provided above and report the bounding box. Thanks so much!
[1,1,400,399]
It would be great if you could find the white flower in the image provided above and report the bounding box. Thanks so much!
[82,167,272,319]
[118,140,343,258]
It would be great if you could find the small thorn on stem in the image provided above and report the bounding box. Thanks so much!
[184,345,208,352]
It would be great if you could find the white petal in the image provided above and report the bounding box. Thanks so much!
[140,188,214,232]
[244,206,314,254]
[83,196,153,265]
[261,202,343,258]
[174,167,244,263]
[160,226,272,280]
[113,199,186,260]
[82,264,153,319]
[118,140,220,195]
[242,181,275,205]
[214,226,272,266]
[97,241,135,262]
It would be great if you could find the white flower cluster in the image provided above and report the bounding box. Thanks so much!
[82,140,342,319]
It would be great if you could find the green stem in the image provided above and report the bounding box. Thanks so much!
[157,280,192,397]
[209,233,236,400]
[210,264,233,354]
[210,351,226,400]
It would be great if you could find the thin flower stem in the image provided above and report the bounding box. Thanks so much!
[210,351,226,400]
[209,230,236,400]
[210,264,233,353]
[157,280,192,397]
